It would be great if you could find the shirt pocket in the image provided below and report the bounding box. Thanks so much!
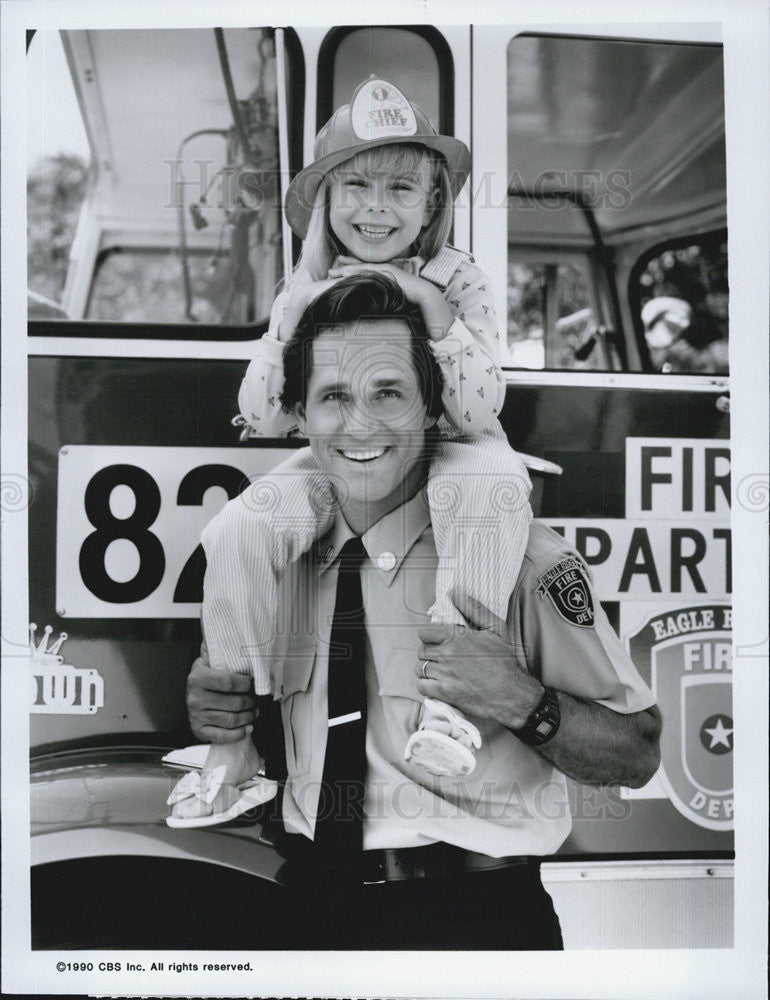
[376,646,423,764]
[277,647,316,777]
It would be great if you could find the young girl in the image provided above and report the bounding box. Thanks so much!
[169,77,532,821]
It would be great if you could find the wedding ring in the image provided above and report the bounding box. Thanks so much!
[421,660,431,680]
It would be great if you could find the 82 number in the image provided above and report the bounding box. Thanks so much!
[79,463,246,604]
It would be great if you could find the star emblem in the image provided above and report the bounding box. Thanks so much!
[703,717,733,750]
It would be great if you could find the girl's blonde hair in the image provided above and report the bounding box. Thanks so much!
[292,144,453,284]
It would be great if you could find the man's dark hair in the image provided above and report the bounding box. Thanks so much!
[280,272,444,419]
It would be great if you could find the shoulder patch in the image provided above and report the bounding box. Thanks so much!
[536,556,595,628]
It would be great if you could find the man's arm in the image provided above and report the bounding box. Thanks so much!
[186,653,258,743]
[416,594,661,788]
[532,696,661,788]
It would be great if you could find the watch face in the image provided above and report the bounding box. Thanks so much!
[520,688,560,746]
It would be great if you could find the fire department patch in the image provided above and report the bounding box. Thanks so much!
[627,603,733,831]
[536,556,595,627]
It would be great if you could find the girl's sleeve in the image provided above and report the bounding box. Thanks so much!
[429,260,507,433]
[236,290,300,437]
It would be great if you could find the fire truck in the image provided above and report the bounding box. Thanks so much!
[24,20,733,949]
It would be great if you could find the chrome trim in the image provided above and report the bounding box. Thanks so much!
[274,27,293,284]
[32,825,286,882]
[541,859,733,882]
[504,369,729,392]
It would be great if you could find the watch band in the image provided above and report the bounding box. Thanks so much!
[510,686,561,747]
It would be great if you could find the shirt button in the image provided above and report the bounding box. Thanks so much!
[323,545,334,562]
[376,551,396,571]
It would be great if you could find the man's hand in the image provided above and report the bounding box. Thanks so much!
[186,658,258,743]
[416,591,662,787]
[415,591,544,729]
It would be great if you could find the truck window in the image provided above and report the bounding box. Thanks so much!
[632,232,729,374]
[507,259,598,369]
[27,27,298,331]
[87,247,239,324]
[27,31,90,319]
[506,33,726,374]
[320,27,449,133]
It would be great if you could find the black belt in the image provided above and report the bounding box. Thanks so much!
[361,843,532,884]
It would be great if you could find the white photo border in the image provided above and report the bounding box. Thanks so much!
[2,0,767,996]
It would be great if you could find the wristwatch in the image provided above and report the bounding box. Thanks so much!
[509,686,561,747]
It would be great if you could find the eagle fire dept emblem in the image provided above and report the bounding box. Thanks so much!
[536,556,595,627]
[627,604,733,831]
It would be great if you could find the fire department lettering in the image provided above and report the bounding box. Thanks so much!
[536,556,595,627]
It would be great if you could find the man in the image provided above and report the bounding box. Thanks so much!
[189,273,661,949]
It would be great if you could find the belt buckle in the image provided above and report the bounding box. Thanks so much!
[362,848,419,884]
[362,852,388,885]
[384,849,415,881]
[361,846,530,884]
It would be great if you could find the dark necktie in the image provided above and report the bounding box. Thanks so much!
[313,536,368,861]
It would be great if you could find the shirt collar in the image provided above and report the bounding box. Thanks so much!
[317,488,432,586]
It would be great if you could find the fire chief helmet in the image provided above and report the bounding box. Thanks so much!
[284,76,471,239]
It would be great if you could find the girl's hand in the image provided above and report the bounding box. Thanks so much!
[328,257,454,340]
[277,277,339,343]
[329,256,426,297]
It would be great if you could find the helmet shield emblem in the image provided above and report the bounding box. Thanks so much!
[350,78,418,141]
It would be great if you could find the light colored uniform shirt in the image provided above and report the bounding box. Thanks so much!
[262,490,656,858]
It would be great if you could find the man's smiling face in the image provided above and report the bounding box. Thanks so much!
[296,317,435,533]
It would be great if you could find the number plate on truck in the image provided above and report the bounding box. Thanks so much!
[56,445,295,618]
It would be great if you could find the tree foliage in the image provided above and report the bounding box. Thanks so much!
[27,153,90,306]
